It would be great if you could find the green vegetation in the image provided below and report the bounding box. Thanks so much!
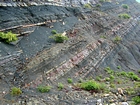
[11,87,22,96]
[104,74,115,82]
[138,70,140,73]
[50,30,68,43]
[105,0,111,2]
[105,67,114,74]
[49,33,68,43]
[116,79,123,84]
[119,71,128,76]
[128,72,140,81]
[122,4,129,9]
[132,96,140,105]
[117,66,121,69]
[99,0,105,3]
[100,35,107,39]
[96,4,101,7]
[116,2,119,4]
[37,86,51,93]
[58,83,64,90]
[67,78,73,83]
[102,66,140,101]
[113,36,122,43]
[118,13,131,19]
[110,75,115,80]
[104,67,140,81]
[79,80,105,92]
[96,76,102,81]
[78,78,83,83]
[134,82,140,88]
[125,87,136,95]
[84,3,92,9]
[51,30,57,34]
[0,31,17,43]
[105,77,110,81]
[110,83,115,88]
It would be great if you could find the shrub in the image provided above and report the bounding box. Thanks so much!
[110,75,115,80]
[11,87,22,96]
[67,78,73,83]
[128,72,140,81]
[0,31,17,43]
[122,4,129,9]
[105,67,114,74]
[84,3,92,9]
[118,13,131,19]
[49,33,68,43]
[96,4,101,7]
[118,71,140,81]
[113,36,122,43]
[51,30,57,34]
[80,80,105,92]
[132,96,140,105]
[58,83,64,90]
[119,71,128,77]
[37,86,51,93]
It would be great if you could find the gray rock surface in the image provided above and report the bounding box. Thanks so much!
[0,0,140,104]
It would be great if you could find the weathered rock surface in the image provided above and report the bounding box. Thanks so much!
[0,0,140,104]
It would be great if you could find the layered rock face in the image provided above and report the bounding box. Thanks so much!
[0,0,140,104]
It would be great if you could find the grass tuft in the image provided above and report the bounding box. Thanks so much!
[37,86,51,93]
[51,30,57,34]
[67,78,73,83]
[58,83,64,90]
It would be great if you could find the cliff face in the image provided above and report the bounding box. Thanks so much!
[0,0,140,104]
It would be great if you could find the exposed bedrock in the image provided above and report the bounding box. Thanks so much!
[0,0,140,104]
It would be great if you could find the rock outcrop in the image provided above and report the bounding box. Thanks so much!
[0,0,140,104]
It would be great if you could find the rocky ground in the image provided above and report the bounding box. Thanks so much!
[0,0,140,105]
